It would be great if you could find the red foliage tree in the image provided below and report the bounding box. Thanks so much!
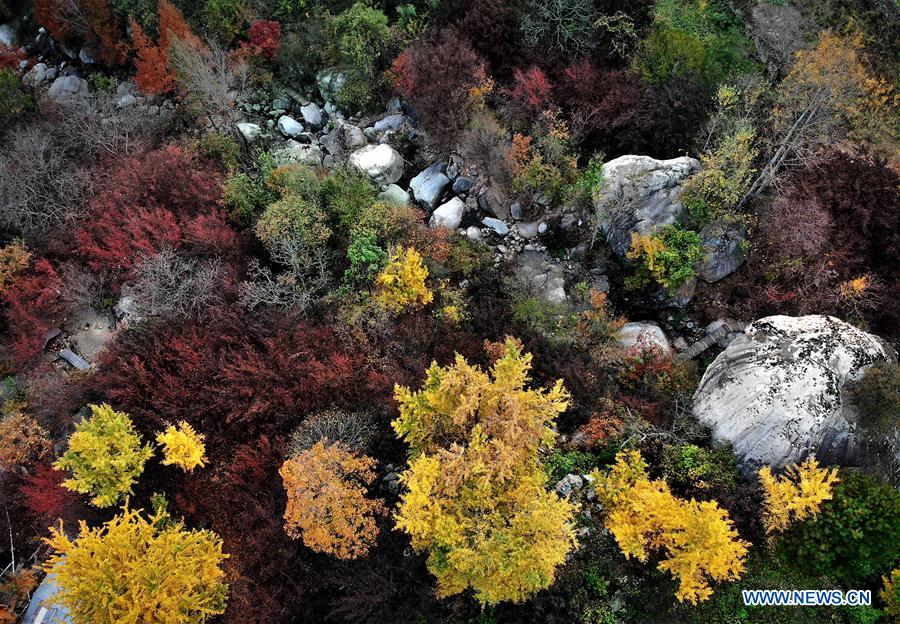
[74,145,237,283]
[389,29,486,149]
[0,43,27,70]
[449,0,525,80]
[32,0,126,65]
[507,66,554,125]
[241,20,281,62]
[131,0,199,94]
[89,307,391,446]
[19,465,82,523]
[2,259,61,366]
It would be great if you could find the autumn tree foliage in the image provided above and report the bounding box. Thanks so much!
[54,404,154,508]
[19,465,82,523]
[0,412,52,471]
[74,145,236,284]
[34,0,128,65]
[131,0,200,94]
[758,457,839,534]
[592,450,748,604]
[393,338,577,604]
[0,241,30,294]
[157,421,208,472]
[389,29,487,148]
[373,246,433,313]
[280,440,384,559]
[241,20,281,61]
[45,506,228,624]
[507,66,554,126]
[1,257,62,365]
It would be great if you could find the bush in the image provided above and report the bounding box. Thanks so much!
[75,146,237,283]
[373,246,433,313]
[389,28,487,149]
[661,443,738,490]
[519,0,597,59]
[255,195,331,272]
[224,172,271,226]
[634,0,758,87]
[758,458,840,534]
[276,16,327,87]
[53,404,154,508]
[196,133,241,173]
[0,240,30,295]
[0,69,29,123]
[156,421,208,472]
[777,471,900,586]
[626,225,702,291]
[507,66,554,126]
[546,449,603,483]
[2,258,63,366]
[342,232,387,289]
[242,19,281,61]
[130,248,225,318]
[202,0,247,43]
[508,110,578,204]
[851,362,900,437]
[289,409,375,454]
[326,2,395,110]
[0,412,52,471]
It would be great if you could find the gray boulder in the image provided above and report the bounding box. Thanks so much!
[615,322,671,353]
[452,176,473,195]
[271,144,324,167]
[409,161,450,209]
[594,155,700,259]
[0,23,15,47]
[373,114,410,133]
[348,144,404,186]
[23,63,52,88]
[299,102,324,129]
[555,474,584,497]
[482,217,509,236]
[477,183,510,220]
[47,75,89,105]
[429,197,465,230]
[377,184,410,206]
[692,315,893,474]
[276,115,304,137]
[237,122,263,143]
[698,216,747,282]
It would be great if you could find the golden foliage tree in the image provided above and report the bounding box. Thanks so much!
[758,457,840,534]
[0,411,51,471]
[279,440,384,559]
[157,422,207,472]
[373,245,433,313]
[393,338,577,605]
[591,450,748,604]
[0,240,29,294]
[45,506,228,624]
[53,404,154,508]
[882,568,900,623]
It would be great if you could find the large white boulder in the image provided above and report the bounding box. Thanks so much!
[594,155,700,259]
[348,144,404,186]
[692,315,893,473]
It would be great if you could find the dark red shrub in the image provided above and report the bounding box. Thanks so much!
[0,43,27,70]
[89,307,392,447]
[242,20,281,62]
[19,465,82,524]
[74,145,236,283]
[2,259,62,366]
[447,0,526,80]
[389,29,485,149]
[507,66,554,126]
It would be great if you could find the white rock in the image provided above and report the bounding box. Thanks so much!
[271,144,323,167]
[22,63,49,88]
[429,197,465,230]
[594,154,700,259]
[377,184,410,206]
[299,102,323,129]
[237,122,263,142]
[465,226,482,240]
[0,23,15,47]
[276,115,304,137]
[348,144,404,186]
[615,322,671,353]
[692,315,893,473]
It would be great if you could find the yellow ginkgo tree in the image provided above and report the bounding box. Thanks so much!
[45,505,228,624]
[758,457,840,534]
[54,404,154,508]
[393,337,577,605]
[157,421,208,472]
[591,449,749,604]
